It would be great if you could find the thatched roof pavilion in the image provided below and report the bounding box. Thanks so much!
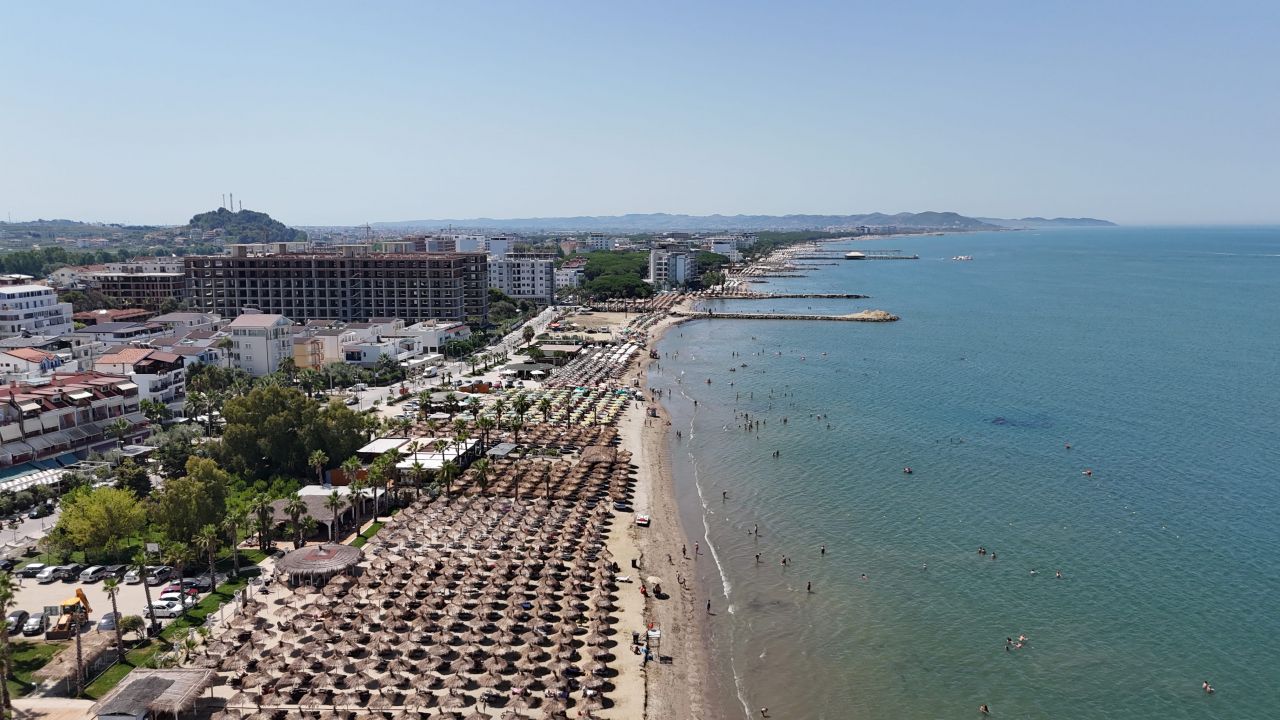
[93,669,215,719]
[275,543,362,587]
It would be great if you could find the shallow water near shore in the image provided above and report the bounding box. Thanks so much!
[648,227,1280,719]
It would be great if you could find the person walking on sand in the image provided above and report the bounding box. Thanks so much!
[682,544,687,558]
[807,581,812,593]
[706,599,712,614]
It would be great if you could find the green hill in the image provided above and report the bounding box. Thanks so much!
[188,208,306,244]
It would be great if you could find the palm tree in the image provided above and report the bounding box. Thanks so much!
[409,460,428,499]
[512,396,532,427]
[348,476,367,525]
[0,572,16,714]
[476,416,496,452]
[133,551,159,635]
[453,429,470,465]
[438,461,460,497]
[216,336,234,369]
[139,398,171,424]
[221,508,247,578]
[107,418,131,449]
[538,397,552,424]
[194,524,220,594]
[309,449,329,486]
[248,494,275,552]
[508,418,524,450]
[102,577,125,669]
[492,397,508,423]
[323,491,346,542]
[471,459,491,494]
[284,494,309,548]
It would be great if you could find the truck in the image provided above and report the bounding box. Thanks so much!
[44,589,92,640]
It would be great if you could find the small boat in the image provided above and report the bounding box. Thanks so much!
[844,251,866,260]
[952,255,973,261]
[903,467,913,475]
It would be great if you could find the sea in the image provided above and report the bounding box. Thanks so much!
[647,227,1280,720]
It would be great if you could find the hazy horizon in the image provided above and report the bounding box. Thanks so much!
[3,2,1278,226]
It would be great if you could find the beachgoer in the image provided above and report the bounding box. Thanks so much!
[1030,569,1037,575]
[980,704,989,714]
[807,581,812,593]
[682,544,687,558]
[1055,569,1062,579]
[991,552,997,561]
[706,600,711,614]
[755,553,761,563]
[760,708,769,718]
[820,544,826,555]
[860,573,868,581]
[722,491,728,500]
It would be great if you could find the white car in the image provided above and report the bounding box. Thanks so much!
[35,566,61,583]
[123,568,143,584]
[143,600,184,619]
[157,592,197,608]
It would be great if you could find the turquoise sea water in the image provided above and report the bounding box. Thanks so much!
[648,227,1280,720]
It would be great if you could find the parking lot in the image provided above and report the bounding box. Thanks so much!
[6,569,229,636]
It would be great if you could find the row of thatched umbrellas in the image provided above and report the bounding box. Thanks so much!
[207,449,639,720]
[543,345,641,390]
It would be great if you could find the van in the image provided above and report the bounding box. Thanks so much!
[79,566,106,583]
[35,566,60,583]
[422,367,438,378]
[351,383,368,392]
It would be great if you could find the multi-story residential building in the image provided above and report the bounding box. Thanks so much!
[0,285,74,339]
[554,257,588,290]
[583,233,616,252]
[226,313,293,377]
[0,348,64,383]
[489,253,556,305]
[648,243,695,289]
[149,311,221,332]
[67,322,169,348]
[93,348,186,412]
[0,371,149,467]
[185,245,489,323]
[48,264,107,289]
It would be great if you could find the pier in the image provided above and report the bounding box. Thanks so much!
[674,309,898,322]
[845,250,919,260]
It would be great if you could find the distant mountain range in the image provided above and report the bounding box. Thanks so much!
[975,217,1117,229]
[373,211,1004,233]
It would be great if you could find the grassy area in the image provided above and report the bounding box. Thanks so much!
[350,521,384,548]
[6,639,64,698]
[82,572,253,698]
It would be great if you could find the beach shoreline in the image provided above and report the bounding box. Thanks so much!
[621,313,728,720]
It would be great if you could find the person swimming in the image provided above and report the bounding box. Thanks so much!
[1055,569,1063,579]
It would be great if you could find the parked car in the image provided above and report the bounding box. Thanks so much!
[123,567,143,584]
[103,564,128,579]
[0,558,16,572]
[157,592,197,609]
[188,574,216,592]
[97,612,121,632]
[18,563,46,579]
[143,601,183,619]
[26,504,52,519]
[145,566,173,585]
[161,583,199,597]
[5,610,29,635]
[21,613,47,636]
[79,566,107,583]
[57,564,86,581]
[35,566,61,583]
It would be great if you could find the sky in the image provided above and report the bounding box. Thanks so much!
[2,1,1278,226]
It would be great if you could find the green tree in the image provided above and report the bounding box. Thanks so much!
[537,397,552,424]
[476,416,496,452]
[55,486,147,560]
[139,398,171,424]
[113,458,151,497]
[219,385,367,480]
[119,614,145,641]
[133,551,159,635]
[149,458,228,548]
[471,458,491,493]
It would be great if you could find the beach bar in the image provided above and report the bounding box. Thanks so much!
[274,543,362,588]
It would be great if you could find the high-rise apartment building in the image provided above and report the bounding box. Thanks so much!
[184,245,489,323]
[489,253,556,305]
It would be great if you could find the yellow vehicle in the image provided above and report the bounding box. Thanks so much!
[44,589,92,640]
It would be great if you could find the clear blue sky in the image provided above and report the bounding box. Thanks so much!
[2,1,1277,226]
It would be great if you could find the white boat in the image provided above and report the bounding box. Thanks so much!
[844,251,866,260]
[952,255,973,261]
